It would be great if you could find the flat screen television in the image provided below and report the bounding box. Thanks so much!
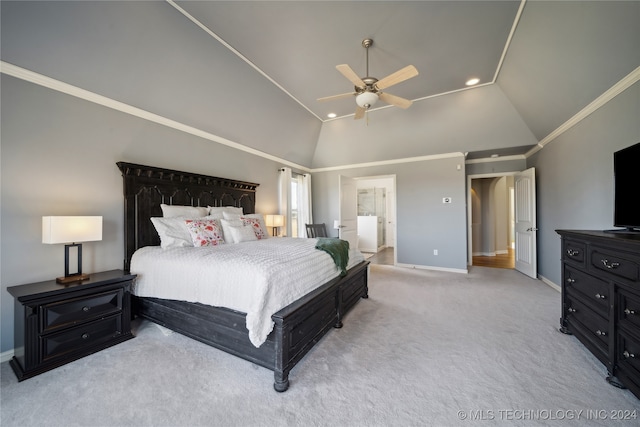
[612,142,640,233]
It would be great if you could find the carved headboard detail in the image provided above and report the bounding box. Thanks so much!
[117,162,259,271]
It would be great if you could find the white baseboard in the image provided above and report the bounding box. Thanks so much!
[1,349,14,363]
[472,250,509,257]
[473,251,495,257]
[538,274,561,292]
[395,263,468,274]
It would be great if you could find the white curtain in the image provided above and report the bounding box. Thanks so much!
[278,167,313,238]
[278,167,292,237]
[297,173,313,238]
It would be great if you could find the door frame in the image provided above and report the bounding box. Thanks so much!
[467,172,517,266]
[349,174,398,265]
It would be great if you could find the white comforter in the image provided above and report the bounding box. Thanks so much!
[130,238,364,347]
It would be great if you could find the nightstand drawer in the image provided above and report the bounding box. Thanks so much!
[41,289,123,333]
[42,315,123,362]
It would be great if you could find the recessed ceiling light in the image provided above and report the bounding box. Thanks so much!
[466,78,480,86]
[327,113,337,118]
[491,154,499,158]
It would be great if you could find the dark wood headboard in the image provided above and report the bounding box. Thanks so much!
[117,162,259,272]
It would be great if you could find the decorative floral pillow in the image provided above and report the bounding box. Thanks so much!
[242,217,268,240]
[184,219,224,247]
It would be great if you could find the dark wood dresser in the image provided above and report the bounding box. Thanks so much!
[7,270,135,381]
[557,230,640,399]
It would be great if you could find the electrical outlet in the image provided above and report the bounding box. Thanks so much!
[433,249,438,255]
[443,197,452,203]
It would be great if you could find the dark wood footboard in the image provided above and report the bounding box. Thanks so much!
[118,161,369,391]
[133,260,368,391]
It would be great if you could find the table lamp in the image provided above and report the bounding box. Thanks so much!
[265,214,284,237]
[42,216,102,284]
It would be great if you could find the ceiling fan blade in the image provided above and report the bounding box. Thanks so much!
[336,64,366,87]
[354,106,366,120]
[317,92,356,102]
[379,92,413,109]
[375,65,419,90]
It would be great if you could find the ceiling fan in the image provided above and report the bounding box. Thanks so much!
[318,38,419,120]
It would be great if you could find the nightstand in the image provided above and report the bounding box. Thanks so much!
[7,270,135,381]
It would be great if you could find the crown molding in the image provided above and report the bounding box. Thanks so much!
[465,154,526,165]
[0,61,311,172]
[310,152,465,173]
[493,0,527,83]
[526,65,640,158]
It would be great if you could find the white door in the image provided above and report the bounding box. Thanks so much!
[514,167,537,278]
[339,175,358,249]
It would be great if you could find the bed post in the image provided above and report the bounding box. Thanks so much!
[272,318,290,392]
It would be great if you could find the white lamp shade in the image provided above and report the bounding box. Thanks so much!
[334,220,341,229]
[265,214,284,228]
[42,216,103,244]
[356,91,379,108]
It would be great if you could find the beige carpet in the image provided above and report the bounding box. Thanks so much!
[1,265,638,426]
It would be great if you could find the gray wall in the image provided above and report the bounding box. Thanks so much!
[1,1,321,167]
[529,81,640,285]
[312,155,468,271]
[0,75,287,353]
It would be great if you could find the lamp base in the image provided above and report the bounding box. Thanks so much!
[56,274,90,284]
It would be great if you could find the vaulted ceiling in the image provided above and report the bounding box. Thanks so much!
[2,1,639,167]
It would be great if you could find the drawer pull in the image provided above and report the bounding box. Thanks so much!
[623,351,636,358]
[567,249,580,257]
[567,278,576,284]
[596,330,606,336]
[595,293,606,300]
[601,259,620,269]
[567,307,576,313]
[82,306,90,312]
[81,333,90,340]
[624,308,636,315]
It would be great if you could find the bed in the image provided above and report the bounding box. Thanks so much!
[117,162,369,391]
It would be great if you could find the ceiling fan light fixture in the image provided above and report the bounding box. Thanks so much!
[356,91,379,108]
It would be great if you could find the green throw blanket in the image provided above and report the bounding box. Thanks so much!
[315,237,350,277]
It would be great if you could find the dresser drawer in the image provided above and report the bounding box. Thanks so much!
[41,289,123,333]
[563,239,586,265]
[619,290,640,331]
[564,266,609,317]
[41,315,123,362]
[565,293,609,352]
[590,247,640,283]
[617,331,640,380]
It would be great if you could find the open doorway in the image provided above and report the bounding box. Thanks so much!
[469,174,515,269]
[354,175,396,266]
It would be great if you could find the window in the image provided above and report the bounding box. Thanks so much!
[279,168,312,237]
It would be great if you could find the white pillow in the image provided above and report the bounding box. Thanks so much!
[208,206,243,216]
[222,212,269,239]
[161,204,208,218]
[220,219,257,244]
[151,217,193,248]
